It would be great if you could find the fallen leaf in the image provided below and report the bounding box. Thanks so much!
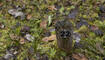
[40,20,47,29]
[27,14,32,20]
[42,35,56,42]
[96,43,104,54]
[19,37,25,44]
[90,25,98,31]
[48,35,56,40]
[72,53,88,60]
[0,23,5,29]
[9,34,20,40]
[0,3,3,7]
[48,5,57,11]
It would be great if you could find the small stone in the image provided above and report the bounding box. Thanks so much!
[8,9,25,20]
[0,23,5,29]
[13,51,18,55]
[73,32,81,43]
[25,34,34,42]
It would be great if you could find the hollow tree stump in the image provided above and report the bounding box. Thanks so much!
[55,20,73,54]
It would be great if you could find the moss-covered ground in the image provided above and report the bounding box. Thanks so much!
[0,0,105,60]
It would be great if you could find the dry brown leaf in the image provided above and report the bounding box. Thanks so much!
[0,23,5,29]
[72,53,88,60]
[90,25,98,31]
[19,37,25,44]
[42,35,56,42]
[10,34,20,40]
[0,3,3,7]
[27,14,32,20]
[40,20,47,29]
[48,5,57,11]
[96,43,104,54]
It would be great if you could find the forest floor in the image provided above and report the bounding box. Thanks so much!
[0,0,105,60]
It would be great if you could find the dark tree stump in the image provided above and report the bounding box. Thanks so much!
[55,20,73,53]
